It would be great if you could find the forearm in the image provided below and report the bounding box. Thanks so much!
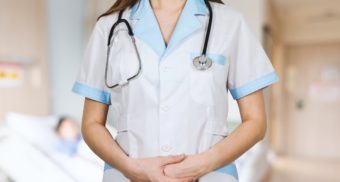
[82,123,193,181]
[82,122,130,173]
[162,119,266,179]
[204,118,266,171]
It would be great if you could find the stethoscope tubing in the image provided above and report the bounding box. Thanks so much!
[202,0,213,56]
[105,10,142,88]
[104,35,142,88]
[105,2,212,180]
[104,0,212,89]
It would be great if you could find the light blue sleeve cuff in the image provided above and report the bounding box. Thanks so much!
[229,71,279,100]
[72,81,111,105]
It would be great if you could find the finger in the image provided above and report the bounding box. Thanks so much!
[161,154,186,165]
[161,168,196,182]
[178,176,196,182]
[163,165,181,178]
[162,176,195,182]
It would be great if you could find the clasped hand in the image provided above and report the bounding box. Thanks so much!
[123,152,212,182]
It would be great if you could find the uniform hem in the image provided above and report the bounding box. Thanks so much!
[214,162,239,180]
[104,162,238,180]
[104,163,113,171]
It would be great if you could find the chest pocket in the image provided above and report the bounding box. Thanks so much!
[107,29,140,89]
[189,52,228,105]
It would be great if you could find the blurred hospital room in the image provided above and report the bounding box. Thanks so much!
[0,0,340,181]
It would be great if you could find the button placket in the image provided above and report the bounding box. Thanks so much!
[159,60,174,155]
[159,101,172,154]
[161,65,172,73]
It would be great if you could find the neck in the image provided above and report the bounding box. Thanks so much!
[150,0,187,11]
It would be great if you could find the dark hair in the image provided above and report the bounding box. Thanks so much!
[55,116,69,132]
[98,0,224,21]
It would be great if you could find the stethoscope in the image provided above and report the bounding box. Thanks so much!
[105,0,213,89]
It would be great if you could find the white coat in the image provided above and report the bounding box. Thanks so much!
[72,0,280,181]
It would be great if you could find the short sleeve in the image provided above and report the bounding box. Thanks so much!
[227,14,279,100]
[71,20,111,105]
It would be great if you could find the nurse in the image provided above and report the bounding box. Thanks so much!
[72,0,279,181]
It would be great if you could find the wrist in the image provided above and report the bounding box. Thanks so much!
[201,147,221,172]
[120,156,138,176]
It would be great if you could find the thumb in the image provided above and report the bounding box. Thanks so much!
[161,154,186,165]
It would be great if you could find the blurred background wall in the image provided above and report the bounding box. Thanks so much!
[0,0,267,123]
[266,0,340,181]
[47,0,86,119]
[0,0,339,182]
[0,0,50,119]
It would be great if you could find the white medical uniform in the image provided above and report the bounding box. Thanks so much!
[72,0,279,181]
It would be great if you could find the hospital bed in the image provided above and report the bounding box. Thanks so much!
[0,112,104,182]
[0,112,270,182]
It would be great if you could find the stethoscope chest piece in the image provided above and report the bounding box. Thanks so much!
[104,0,213,88]
[193,56,212,70]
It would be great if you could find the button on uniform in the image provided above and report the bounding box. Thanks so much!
[160,104,170,112]
[161,145,173,152]
[161,65,171,72]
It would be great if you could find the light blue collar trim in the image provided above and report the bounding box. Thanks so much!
[195,0,209,15]
[129,0,209,58]
[129,0,146,20]
[129,0,165,57]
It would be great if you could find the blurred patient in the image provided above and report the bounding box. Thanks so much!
[55,116,82,156]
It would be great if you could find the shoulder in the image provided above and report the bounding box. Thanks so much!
[210,2,246,26]
[94,12,120,35]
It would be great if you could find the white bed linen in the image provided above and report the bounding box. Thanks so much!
[0,112,104,182]
[0,131,76,182]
